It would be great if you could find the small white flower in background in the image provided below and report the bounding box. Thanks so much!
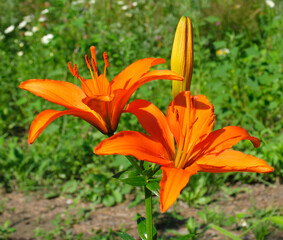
[125,12,132,18]
[17,51,24,57]
[23,14,34,22]
[19,42,24,47]
[41,9,49,15]
[89,0,95,4]
[39,16,47,22]
[216,48,230,56]
[265,0,275,8]
[4,25,15,34]
[117,1,124,5]
[122,5,128,10]
[18,20,28,29]
[132,2,138,7]
[41,33,54,44]
[32,26,39,32]
[24,31,33,37]
[239,219,248,227]
[234,4,241,9]
[72,0,84,5]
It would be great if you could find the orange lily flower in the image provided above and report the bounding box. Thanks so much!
[19,46,183,143]
[94,91,273,212]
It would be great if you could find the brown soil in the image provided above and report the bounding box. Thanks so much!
[0,183,282,240]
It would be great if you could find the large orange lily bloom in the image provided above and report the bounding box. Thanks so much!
[94,91,273,212]
[19,46,183,143]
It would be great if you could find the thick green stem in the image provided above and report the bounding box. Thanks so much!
[145,186,153,240]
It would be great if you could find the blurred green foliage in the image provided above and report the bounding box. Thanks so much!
[0,0,282,211]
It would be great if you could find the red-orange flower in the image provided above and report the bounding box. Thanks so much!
[94,91,273,212]
[19,46,183,143]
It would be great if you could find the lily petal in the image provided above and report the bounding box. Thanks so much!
[20,79,87,110]
[109,70,183,134]
[94,131,172,165]
[110,58,166,91]
[196,149,274,173]
[167,92,213,147]
[160,166,197,212]
[28,109,78,144]
[195,126,261,157]
[125,99,175,160]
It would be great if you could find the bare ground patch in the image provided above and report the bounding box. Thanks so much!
[0,183,282,239]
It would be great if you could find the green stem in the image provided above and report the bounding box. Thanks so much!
[145,186,153,240]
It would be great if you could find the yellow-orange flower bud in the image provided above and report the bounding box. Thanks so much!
[171,16,193,98]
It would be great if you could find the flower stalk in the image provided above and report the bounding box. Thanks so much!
[145,186,153,240]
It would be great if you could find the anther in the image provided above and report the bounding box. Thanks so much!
[91,58,98,77]
[85,55,91,70]
[103,52,109,68]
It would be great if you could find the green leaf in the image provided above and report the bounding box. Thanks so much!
[63,180,78,194]
[116,232,135,240]
[44,191,59,199]
[205,16,221,23]
[210,224,241,240]
[137,216,157,240]
[113,170,147,186]
[113,190,123,203]
[266,216,283,226]
[102,195,115,207]
[146,182,160,197]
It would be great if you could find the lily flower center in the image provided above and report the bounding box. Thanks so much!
[68,46,110,98]
[173,94,215,169]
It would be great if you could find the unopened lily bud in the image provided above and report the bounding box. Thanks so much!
[171,16,193,98]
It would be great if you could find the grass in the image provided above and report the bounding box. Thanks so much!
[0,0,282,238]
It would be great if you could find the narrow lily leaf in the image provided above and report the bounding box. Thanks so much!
[113,170,147,186]
[266,216,283,226]
[146,182,160,198]
[137,216,157,240]
[116,232,135,240]
[210,224,241,240]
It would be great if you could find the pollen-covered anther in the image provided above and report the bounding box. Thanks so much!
[103,52,109,76]
[103,52,109,68]
[91,58,98,76]
[85,55,91,70]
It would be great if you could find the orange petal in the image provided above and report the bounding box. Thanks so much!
[159,166,197,212]
[191,94,215,140]
[19,79,87,110]
[167,92,213,148]
[196,149,274,173]
[110,58,166,91]
[125,99,175,160]
[94,131,172,165]
[125,69,183,92]
[71,110,108,135]
[194,126,261,157]
[109,69,183,132]
[28,109,77,144]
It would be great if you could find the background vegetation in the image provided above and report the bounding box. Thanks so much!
[0,0,282,239]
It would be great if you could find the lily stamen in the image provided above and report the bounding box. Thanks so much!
[90,46,99,78]
[103,52,109,76]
